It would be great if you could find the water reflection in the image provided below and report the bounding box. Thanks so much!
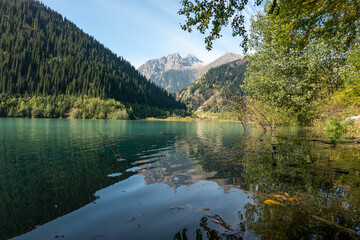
[236,130,360,239]
[0,119,184,239]
[138,123,247,193]
[138,127,360,239]
[1,119,359,239]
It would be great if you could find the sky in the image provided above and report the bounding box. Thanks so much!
[39,0,262,68]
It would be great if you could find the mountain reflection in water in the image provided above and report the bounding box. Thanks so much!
[1,119,359,239]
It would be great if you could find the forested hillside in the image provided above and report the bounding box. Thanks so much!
[177,58,246,112]
[0,0,184,112]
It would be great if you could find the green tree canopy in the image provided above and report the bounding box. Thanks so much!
[179,0,360,51]
[180,0,360,126]
[178,0,263,51]
[244,12,346,124]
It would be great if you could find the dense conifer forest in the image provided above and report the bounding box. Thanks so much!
[0,0,185,118]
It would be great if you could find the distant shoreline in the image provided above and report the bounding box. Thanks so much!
[0,116,240,124]
[146,117,239,122]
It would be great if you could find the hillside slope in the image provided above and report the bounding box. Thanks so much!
[177,58,247,112]
[0,0,184,110]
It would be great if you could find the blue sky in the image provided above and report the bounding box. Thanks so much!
[40,0,261,68]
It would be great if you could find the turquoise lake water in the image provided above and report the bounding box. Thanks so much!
[0,118,359,239]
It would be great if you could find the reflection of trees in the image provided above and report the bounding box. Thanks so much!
[236,130,360,239]
[4,119,359,239]
[124,123,360,239]
[245,203,321,239]
[245,201,360,239]
[0,135,134,239]
[170,127,360,239]
[0,120,180,239]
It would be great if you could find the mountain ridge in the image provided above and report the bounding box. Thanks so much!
[138,53,203,80]
[138,53,243,92]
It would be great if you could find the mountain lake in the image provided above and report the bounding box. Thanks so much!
[0,118,359,239]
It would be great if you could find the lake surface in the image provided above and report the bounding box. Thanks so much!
[0,119,359,239]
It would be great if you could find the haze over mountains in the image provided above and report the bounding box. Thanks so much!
[138,53,243,92]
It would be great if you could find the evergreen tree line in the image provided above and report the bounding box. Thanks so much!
[0,0,185,111]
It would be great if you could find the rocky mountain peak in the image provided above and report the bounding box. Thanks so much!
[202,53,243,73]
[169,52,181,58]
[184,54,200,60]
[183,54,203,66]
[137,52,243,92]
[138,53,203,80]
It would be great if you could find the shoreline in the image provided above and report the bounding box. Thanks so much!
[0,116,239,122]
[145,117,239,122]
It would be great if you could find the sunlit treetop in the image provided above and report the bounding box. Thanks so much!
[271,0,360,50]
[178,0,360,51]
[178,0,264,51]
